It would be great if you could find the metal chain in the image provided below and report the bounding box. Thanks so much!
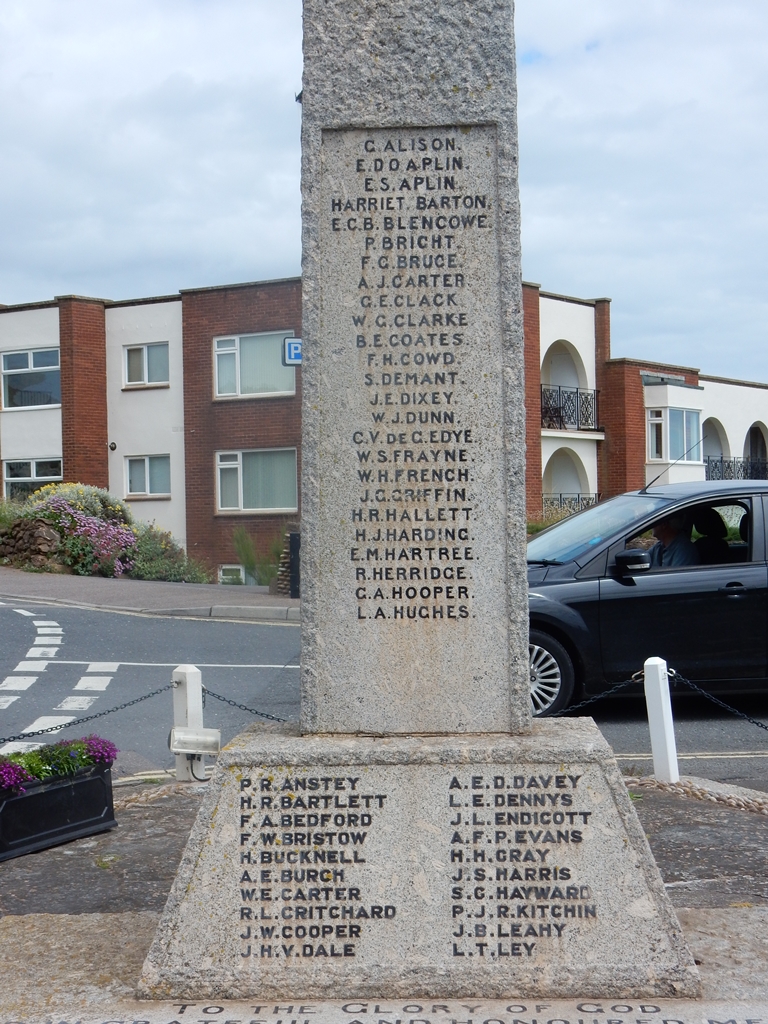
[549,666,768,737]
[667,669,768,733]
[0,683,175,746]
[202,686,286,723]
[549,674,640,717]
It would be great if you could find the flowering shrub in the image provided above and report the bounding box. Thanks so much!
[25,483,132,525]
[128,522,212,583]
[29,496,136,576]
[0,735,118,793]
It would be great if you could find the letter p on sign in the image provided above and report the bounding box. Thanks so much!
[283,337,302,365]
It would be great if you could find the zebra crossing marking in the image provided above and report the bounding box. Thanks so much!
[74,676,112,691]
[0,715,77,754]
[0,677,38,691]
[55,696,98,711]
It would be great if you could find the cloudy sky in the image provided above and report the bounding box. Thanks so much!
[2,1,767,380]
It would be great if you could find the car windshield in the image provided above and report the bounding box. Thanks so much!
[527,494,671,565]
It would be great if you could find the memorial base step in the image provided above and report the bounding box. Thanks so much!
[139,719,700,999]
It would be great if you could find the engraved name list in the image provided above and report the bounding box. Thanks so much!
[319,125,506,629]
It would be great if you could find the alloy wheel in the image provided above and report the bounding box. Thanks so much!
[529,642,562,716]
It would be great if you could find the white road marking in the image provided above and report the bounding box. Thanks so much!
[22,715,75,733]
[34,636,62,644]
[0,677,37,691]
[0,696,19,709]
[13,609,34,617]
[55,696,98,711]
[26,647,59,657]
[57,661,300,669]
[36,628,63,635]
[15,661,49,671]
[74,676,112,691]
[33,620,60,626]
[0,715,76,755]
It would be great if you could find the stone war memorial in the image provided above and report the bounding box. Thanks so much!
[139,0,700,1001]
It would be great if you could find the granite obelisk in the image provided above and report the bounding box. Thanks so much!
[140,0,700,999]
[299,0,529,736]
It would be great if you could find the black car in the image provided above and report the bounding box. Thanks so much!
[527,480,768,716]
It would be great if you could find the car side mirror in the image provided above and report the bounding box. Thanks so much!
[614,548,652,575]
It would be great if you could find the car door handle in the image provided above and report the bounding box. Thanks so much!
[719,582,748,597]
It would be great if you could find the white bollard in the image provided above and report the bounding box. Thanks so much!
[172,665,204,782]
[643,657,680,784]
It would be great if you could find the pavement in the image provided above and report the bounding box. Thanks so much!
[0,564,301,621]
[0,566,766,1020]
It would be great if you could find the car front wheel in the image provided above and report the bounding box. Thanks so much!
[529,630,575,717]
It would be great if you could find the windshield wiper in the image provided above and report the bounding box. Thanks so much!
[526,558,562,566]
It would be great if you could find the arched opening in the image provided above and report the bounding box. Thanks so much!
[542,448,592,517]
[540,340,596,431]
[702,418,729,459]
[742,423,768,479]
[702,418,730,480]
[540,340,587,388]
[744,423,768,461]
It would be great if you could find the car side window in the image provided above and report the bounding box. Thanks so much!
[700,502,751,563]
[626,500,752,570]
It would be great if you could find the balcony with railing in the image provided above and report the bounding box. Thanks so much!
[541,492,601,519]
[540,385,598,432]
[705,456,768,481]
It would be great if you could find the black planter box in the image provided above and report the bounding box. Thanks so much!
[0,763,117,861]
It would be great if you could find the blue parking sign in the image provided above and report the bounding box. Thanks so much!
[283,337,302,365]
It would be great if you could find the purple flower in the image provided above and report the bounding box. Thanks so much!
[83,735,119,764]
[0,760,34,793]
[34,496,136,578]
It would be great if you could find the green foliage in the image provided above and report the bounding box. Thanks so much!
[0,498,23,531]
[60,533,99,576]
[24,483,133,525]
[232,527,285,585]
[232,526,257,580]
[128,523,212,583]
[3,735,118,787]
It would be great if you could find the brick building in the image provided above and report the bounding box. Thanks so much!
[2,275,767,577]
[0,278,301,579]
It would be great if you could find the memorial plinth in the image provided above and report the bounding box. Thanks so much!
[140,720,698,998]
[140,0,700,1000]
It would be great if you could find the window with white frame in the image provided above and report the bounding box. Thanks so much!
[4,458,62,499]
[2,349,61,408]
[214,332,295,399]
[219,565,245,584]
[217,449,297,512]
[648,409,664,460]
[126,455,171,496]
[125,342,169,386]
[647,408,702,462]
[670,408,701,461]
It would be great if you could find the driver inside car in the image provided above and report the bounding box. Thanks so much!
[648,511,700,569]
